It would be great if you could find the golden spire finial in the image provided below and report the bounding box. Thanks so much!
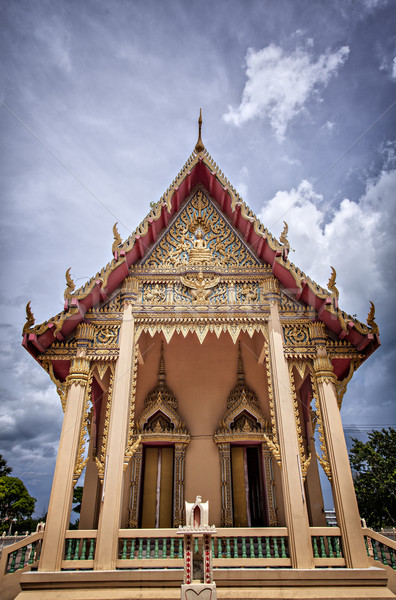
[195,108,205,153]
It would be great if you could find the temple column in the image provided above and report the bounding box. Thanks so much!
[218,443,233,527]
[265,277,313,569]
[39,354,90,571]
[310,322,368,568]
[94,302,135,570]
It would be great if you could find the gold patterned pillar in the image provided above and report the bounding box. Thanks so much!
[310,322,368,568]
[128,443,143,528]
[265,277,313,568]
[218,443,233,527]
[95,302,136,570]
[174,443,187,527]
[261,445,278,526]
[39,353,91,571]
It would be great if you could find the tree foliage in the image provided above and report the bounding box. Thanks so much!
[0,454,12,476]
[349,427,396,529]
[0,476,36,533]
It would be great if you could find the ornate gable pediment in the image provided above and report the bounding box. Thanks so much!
[143,187,260,270]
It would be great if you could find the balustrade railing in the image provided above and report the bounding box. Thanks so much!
[117,529,184,569]
[309,527,345,567]
[0,531,43,576]
[211,527,290,568]
[61,530,97,570]
[117,527,291,569]
[363,527,396,570]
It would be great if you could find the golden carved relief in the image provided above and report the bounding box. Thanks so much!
[73,370,93,485]
[144,189,259,269]
[309,369,332,482]
[288,365,311,480]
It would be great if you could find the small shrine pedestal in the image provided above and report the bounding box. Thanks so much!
[178,496,217,600]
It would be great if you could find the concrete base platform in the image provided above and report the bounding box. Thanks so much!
[14,567,395,599]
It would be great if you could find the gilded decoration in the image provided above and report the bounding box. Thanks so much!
[367,300,379,334]
[135,320,267,346]
[64,267,76,301]
[309,368,332,482]
[263,343,282,467]
[133,344,190,444]
[214,345,271,443]
[73,369,93,485]
[42,359,67,411]
[95,369,114,483]
[124,342,140,470]
[143,188,259,269]
[66,356,90,388]
[23,301,35,334]
[129,344,190,528]
[214,346,277,527]
[288,365,311,480]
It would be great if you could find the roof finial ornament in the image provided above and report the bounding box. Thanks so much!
[195,108,205,153]
[64,268,76,301]
[23,301,35,333]
[367,300,379,334]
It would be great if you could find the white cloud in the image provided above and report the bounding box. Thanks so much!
[259,168,396,321]
[392,57,396,79]
[224,44,349,140]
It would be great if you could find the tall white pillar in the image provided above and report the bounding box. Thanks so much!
[94,303,135,570]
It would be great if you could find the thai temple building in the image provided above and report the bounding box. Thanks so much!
[2,113,395,599]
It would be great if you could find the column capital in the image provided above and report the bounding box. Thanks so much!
[312,355,336,384]
[262,275,280,304]
[122,276,139,306]
[66,356,90,388]
[308,321,327,343]
[75,323,96,346]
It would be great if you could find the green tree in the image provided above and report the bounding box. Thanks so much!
[0,476,36,533]
[0,454,12,476]
[72,486,83,514]
[349,428,396,529]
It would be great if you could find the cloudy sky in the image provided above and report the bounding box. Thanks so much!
[1,0,395,516]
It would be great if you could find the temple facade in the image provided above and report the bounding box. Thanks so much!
[11,115,394,599]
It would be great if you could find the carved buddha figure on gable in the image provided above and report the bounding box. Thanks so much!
[188,228,213,265]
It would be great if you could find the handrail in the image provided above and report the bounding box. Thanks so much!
[0,531,43,576]
[363,527,396,570]
[309,526,345,567]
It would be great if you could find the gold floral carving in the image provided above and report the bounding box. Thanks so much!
[263,343,282,467]
[124,342,140,470]
[95,370,114,483]
[288,365,311,480]
[42,360,67,411]
[262,447,278,526]
[73,370,93,485]
[144,189,259,269]
[66,357,90,388]
[283,324,309,346]
[308,321,327,342]
[334,360,355,409]
[313,355,336,384]
[309,368,332,482]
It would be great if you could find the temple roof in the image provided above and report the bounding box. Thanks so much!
[22,114,380,364]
